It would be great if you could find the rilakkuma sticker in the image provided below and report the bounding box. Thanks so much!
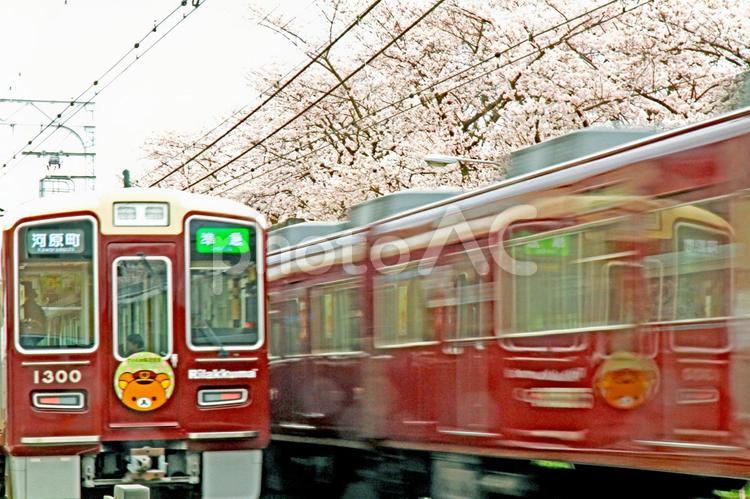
[114,352,175,412]
[594,352,659,410]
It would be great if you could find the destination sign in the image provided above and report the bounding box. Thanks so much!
[27,229,85,255]
[196,227,251,254]
[523,235,571,257]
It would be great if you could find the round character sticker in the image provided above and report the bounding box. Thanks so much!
[114,352,175,412]
[594,352,659,410]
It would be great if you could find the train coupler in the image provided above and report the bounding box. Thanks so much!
[125,447,167,482]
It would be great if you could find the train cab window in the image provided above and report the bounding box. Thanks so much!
[115,257,171,358]
[374,265,431,346]
[675,222,731,320]
[16,219,96,351]
[637,200,734,351]
[310,284,360,353]
[640,201,732,325]
[187,218,260,350]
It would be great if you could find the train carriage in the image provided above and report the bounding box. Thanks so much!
[265,107,750,497]
[0,189,269,498]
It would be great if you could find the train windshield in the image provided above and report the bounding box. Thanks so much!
[114,257,172,358]
[674,222,731,320]
[187,218,260,349]
[16,219,96,351]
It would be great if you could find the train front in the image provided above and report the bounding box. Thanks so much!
[0,189,269,498]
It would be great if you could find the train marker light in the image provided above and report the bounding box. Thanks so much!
[32,391,86,410]
[198,388,249,407]
[113,202,169,227]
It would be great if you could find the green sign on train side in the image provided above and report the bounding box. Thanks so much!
[523,235,571,257]
[196,227,251,254]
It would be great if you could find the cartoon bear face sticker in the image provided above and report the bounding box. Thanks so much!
[594,352,659,410]
[118,369,172,411]
[597,368,654,409]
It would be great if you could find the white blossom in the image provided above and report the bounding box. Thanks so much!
[140,0,750,224]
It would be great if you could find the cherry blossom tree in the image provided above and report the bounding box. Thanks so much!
[140,0,750,223]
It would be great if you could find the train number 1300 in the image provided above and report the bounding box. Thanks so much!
[33,369,82,384]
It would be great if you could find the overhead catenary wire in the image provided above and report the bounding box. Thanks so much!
[141,0,363,182]
[204,0,650,197]
[21,1,210,164]
[181,0,448,191]
[0,1,196,172]
[160,0,622,191]
[148,0,386,187]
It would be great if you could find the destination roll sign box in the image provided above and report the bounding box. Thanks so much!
[196,227,251,254]
[26,228,85,255]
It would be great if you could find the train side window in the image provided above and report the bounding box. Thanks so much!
[268,309,282,357]
[504,231,581,334]
[16,218,97,352]
[440,258,490,340]
[268,297,304,356]
[310,284,360,353]
[374,265,430,346]
[282,298,305,355]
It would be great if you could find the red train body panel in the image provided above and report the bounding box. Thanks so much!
[266,109,750,496]
[0,190,269,498]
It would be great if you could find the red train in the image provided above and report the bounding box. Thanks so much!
[265,108,750,497]
[0,189,269,498]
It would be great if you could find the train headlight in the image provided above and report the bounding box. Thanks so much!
[114,202,169,227]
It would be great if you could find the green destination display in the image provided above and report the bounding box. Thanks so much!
[196,227,251,254]
[523,234,571,257]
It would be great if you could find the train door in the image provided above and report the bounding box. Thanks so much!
[643,199,734,447]
[372,262,439,440]
[437,249,497,438]
[308,280,363,434]
[105,242,182,436]
[268,288,311,432]
[496,221,593,444]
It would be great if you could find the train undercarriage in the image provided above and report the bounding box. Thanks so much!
[263,437,747,499]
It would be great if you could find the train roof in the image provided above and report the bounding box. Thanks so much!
[268,106,750,258]
[1,188,268,233]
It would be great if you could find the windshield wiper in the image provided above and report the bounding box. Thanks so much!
[195,318,228,358]
[136,252,155,275]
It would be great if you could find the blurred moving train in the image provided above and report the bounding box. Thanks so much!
[264,107,750,498]
[0,190,268,498]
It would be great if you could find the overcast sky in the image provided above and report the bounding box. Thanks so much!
[0,0,303,207]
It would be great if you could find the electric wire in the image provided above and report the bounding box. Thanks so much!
[182,0,448,191]
[22,1,209,162]
[203,0,650,196]
[0,1,192,172]
[148,0,386,187]
[158,0,622,190]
